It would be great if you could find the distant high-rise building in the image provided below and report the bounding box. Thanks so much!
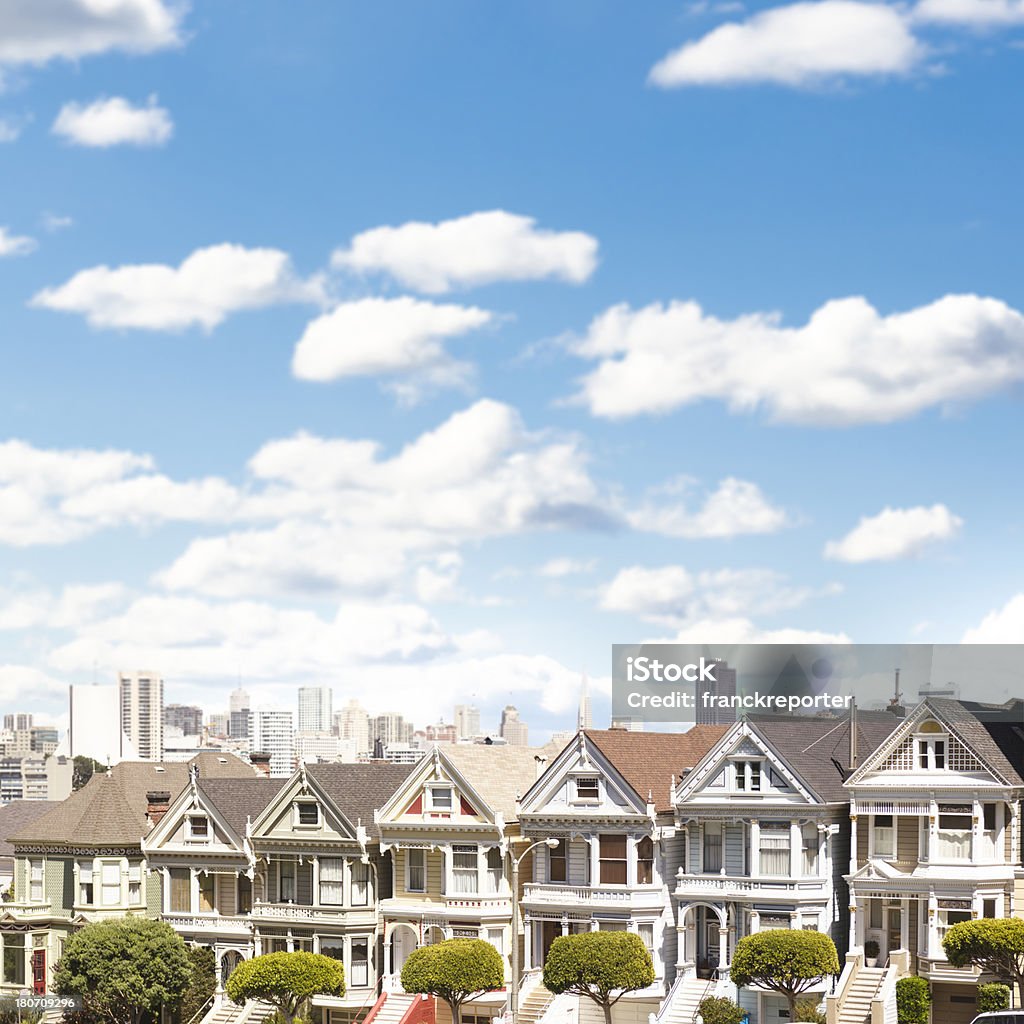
[164,704,203,736]
[578,674,593,731]
[499,705,529,746]
[371,712,414,748]
[425,722,457,744]
[3,713,32,731]
[298,686,332,733]
[119,671,164,760]
[695,660,738,726]
[334,700,370,755]
[296,731,341,764]
[208,713,230,737]
[454,704,480,740]
[69,683,132,764]
[251,708,295,777]
[609,717,644,732]
[229,687,251,739]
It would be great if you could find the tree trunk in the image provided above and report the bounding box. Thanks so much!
[602,999,614,1024]
[786,993,798,1024]
[450,999,461,1024]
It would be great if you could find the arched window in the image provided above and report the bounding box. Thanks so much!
[636,837,654,884]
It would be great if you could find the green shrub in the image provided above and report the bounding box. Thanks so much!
[864,940,880,961]
[698,996,746,1024]
[978,983,1011,1014]
[794,998,826,1024]
[896,977,931,1024]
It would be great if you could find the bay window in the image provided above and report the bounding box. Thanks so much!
[198,872,215,912]
[78,861,94,905]
[351,860,370,905]
[549,839,567,883]
[802,825,819,875]
[169,867,190,912]
[937,805,971,859]
[703,823,722,873]
[453,845,478,893]
[101,862,121,906]
[279,859,296,901]
[320,858,344,905]
[408,848,426,892]
[759,822,790,875]
[2,935,25,985]
[599,835,627,885]
[637,837,654,885]
[486,847,503,893]
[29,860,43,902]
[873,815,895,859]
[351,938,369,987]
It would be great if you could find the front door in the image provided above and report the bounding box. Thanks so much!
[541,922,561,967]
[32,949,46,995]
[886,908,902,957]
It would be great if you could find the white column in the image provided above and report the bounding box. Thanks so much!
[1011,803,1020,869]
[190,867,199,914]
[750,910,760,935]
[850,814,858,875]
[589,836,600,885]
[791,821,802,878]
[523,914,532,970]
[162,868,170,914]
[849,894,858,951]
[312,856,320,907]
[927,801,938,863]
[927,891,939,958]
[900,899,909,951]
[313,934,321,953]
[718,926,728,969]
[627,835,638,886]
[561,913,569,937]
[750,820,761,878]
[973,798,983,865]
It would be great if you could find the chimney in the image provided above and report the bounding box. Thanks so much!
[147,790,171,828]
[849,699,859,770]
[250,752,272,778]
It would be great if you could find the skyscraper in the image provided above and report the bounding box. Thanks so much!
[118,671,164,760]
[695,660,738,726]
[3,713,32,731]
[164,704,203,736]
[251,707,295,777]
[577,673,593,731]
[371,712,414,747]
[229,687,251,739]
[454,704,480,740]
[499,705,529,746]
[334,700,370,754]
[298,686,332,733]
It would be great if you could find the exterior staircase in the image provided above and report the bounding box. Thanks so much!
[653,975,718,1024]
[518,983,557,1024]
[369,994,418,1024]
[201,999,278,1024]
[835,966,886,1024]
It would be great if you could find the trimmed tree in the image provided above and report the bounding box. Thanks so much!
[730,930,839,1023]
[543,931,655,1024]
[52,917,193,1024]
[226,952,344,1024]
[895,977,930,1024]
[978,984,1011,1014]
[401,938,504,1024]
[943,918,1024,1008]
[698,996,746,1024]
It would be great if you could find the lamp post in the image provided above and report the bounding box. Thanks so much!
[511,837,559,1024]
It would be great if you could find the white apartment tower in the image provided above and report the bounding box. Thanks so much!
[251,707,295,777]
[454,703,481,740]
[499,705,529,746]
[334,699,370,754]
[118,671,164,761]
[577,673,593,731]
[297,686,332,733]
[229,686,251,739]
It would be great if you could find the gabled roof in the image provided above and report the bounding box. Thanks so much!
[443,742,564,819]
[583,726,730,812]
[0,801,60,858]
[304,762,416,837]
[196,778,287,837]
[10,752,257,848]
[751,712,901,802]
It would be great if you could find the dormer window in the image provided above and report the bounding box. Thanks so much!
[917,720,947,770]
[575,777,600,802]
[296,801,320,826]
[736,761,762,792]
[427,786,453,812]
[187,815,210,841]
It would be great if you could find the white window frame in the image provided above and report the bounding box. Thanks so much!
[407,848,426,893]
[452,844,479,894]
[319,857,345,906]
[186,814,210,842]
[127,863,143,905]
[427,785,454,813]
[28,859,44,902]
[351,859,370,906]
[101,860,122,906]
[350,935,371,988]
[294,801,320,828]
[871,814,897,860]
[917,736,947,770]
[77,860,94,906]
[735,760,762,792]
[572,776,600,803]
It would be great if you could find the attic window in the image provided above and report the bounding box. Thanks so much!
[427,786,453,812]
[187,815,210,841]
[296,802,320,826]
[154,766,166,772]
[218,757,228,764]
[574,777,600,801]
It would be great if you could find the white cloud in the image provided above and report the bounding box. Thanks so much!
[649,0,924,87]
[0,0,183,68]
[331,210,598,294]
[629,476,790,538]
[52,95,172,148]
[0,665,68,704]
[0,117,21,142]
[291,296,493,394]
[31,243,319,330]
[0,582,126,630]
[914,0,1024,24]
[670,618,851,643]
[571,294,1024,425]
[42,212,73,232]
[0,226,36,257]
[415,553,463,603]
[601,564,822,627]
[538,557,597,578]
[824,504,963,562]
[963,594,1024,642]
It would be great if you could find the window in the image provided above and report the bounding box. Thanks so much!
[938,908,971,941]
[187,815,210,841]
[873,815,895,859]
[487,927,505,955]
[637,837,654,885]
[78,861,94,905]
[169,867,190,912]
[703,823,723,873]
[453,844,478,894]
[351,860,370,906]
[320,858,345,905]
[575,777,600,801]
[238,874,252,914]
[29,860,43,902]
[280,859,296,901]
[759,914,791,931]
[486,847,503,893]
[983,898,998,919]
[2,934,25,985]
[870,900,883,929]
[296,802,319,826]
[351,938,369,987]
[100,862,120,906]
[918,738,947,770]
[428,787,453,812]
[759,823,790,876]
[549,839,567,883]
[198,872,215,912]
[802,826,819,875]
[638,922,654,957]
[736,761,762,792]
[938,804,972,860]
[984,804,997,831]
[599,835,627,885]
[128,863,142,904]
[408,848,426,892]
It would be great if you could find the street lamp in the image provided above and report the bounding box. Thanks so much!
[510,837,559,1024]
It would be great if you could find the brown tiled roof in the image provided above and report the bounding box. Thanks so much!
[583,726,731,812]
[197,778,287,837]
[0,801,60,858]
[754,712,901,801]
[10,752,257,848]
[443,742,564,818]
[305,762,416,837]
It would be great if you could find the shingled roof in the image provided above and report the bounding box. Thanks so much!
[10,751,257,848]
[584,726,731,812]
[305,762,416,837]
[196,777,287,837]
[444,742,564,819]
[0,801,60,859]
[753,711,901,801]
[926,698,1024,786]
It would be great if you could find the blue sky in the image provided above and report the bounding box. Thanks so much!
[1,0,1023,740]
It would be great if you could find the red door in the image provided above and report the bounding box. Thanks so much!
[32,949,46,995]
